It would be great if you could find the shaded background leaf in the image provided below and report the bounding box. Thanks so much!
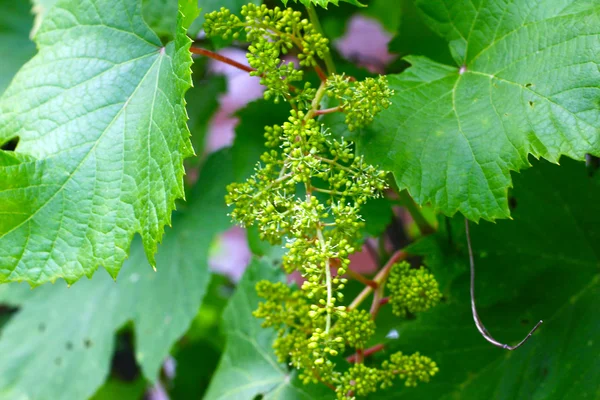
[0,0,36,95]
[0,150,233,400]
[372,158,600,399]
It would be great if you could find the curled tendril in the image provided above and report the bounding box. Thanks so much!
[465,218,543,350]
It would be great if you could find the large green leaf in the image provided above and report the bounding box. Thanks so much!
[0,150,233,400]
[360,0,600,221]
[31,0,193,39]
[373,159,600,399]
[205,257,331,400]
[0,0,36,95]
[0,0,194,285]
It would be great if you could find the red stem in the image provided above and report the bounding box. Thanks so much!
[314,65,328,81]
[190,47,255,74]
[348,250,406,311]
[191,46,299,95]
[346,343,385,363]
[369,285,383,318]
[314,106,342,115]
[346,269,378,289]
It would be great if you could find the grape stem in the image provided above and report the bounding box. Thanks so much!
[316,227,333,334]
[189,46,299,96]
[306,4,336,75]
[190,46,255,73]
[314,106,342,115]
[347,250,407,311]
[369,283,384,319]
[346,269,378,289]
[346,343,385,363]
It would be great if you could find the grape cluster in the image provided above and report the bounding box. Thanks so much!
[226,107,388,334]
[209,3,439,397]
[327,74,394,131]
[255,281,439,398]
[387,261,442,317]
[204,4,329,105]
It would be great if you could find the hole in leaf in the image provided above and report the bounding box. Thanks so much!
[0,137,19,151]
[586,154,600,175]
[111,330,140,382]
[509,197,517,210]
[525,83,533,88]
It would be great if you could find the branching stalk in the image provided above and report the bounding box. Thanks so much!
[306,4,336,75]
[348,250,407,311]
[317,227,333,333]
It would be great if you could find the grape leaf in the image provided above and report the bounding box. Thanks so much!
[0,0,194,285]
[31,0,194,39]
[386,0,453,65]
[142,0,180,40]
[204,257,331,400]
[360,0,600,221]
[373,158,600,399]
[281,0,365,9]
[0,0,36,95]
[0,149,233,400]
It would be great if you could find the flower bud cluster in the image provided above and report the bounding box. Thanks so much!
[254,281,439,397]
[204,4,328,105]
[226,108,387,323]
[381,351,440,387]
[254,280,345,383]
[332,309,374,349]
[327,74,394,131]
[387,261,442,317]
[217,4,439,397]
[333,351,438,398]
